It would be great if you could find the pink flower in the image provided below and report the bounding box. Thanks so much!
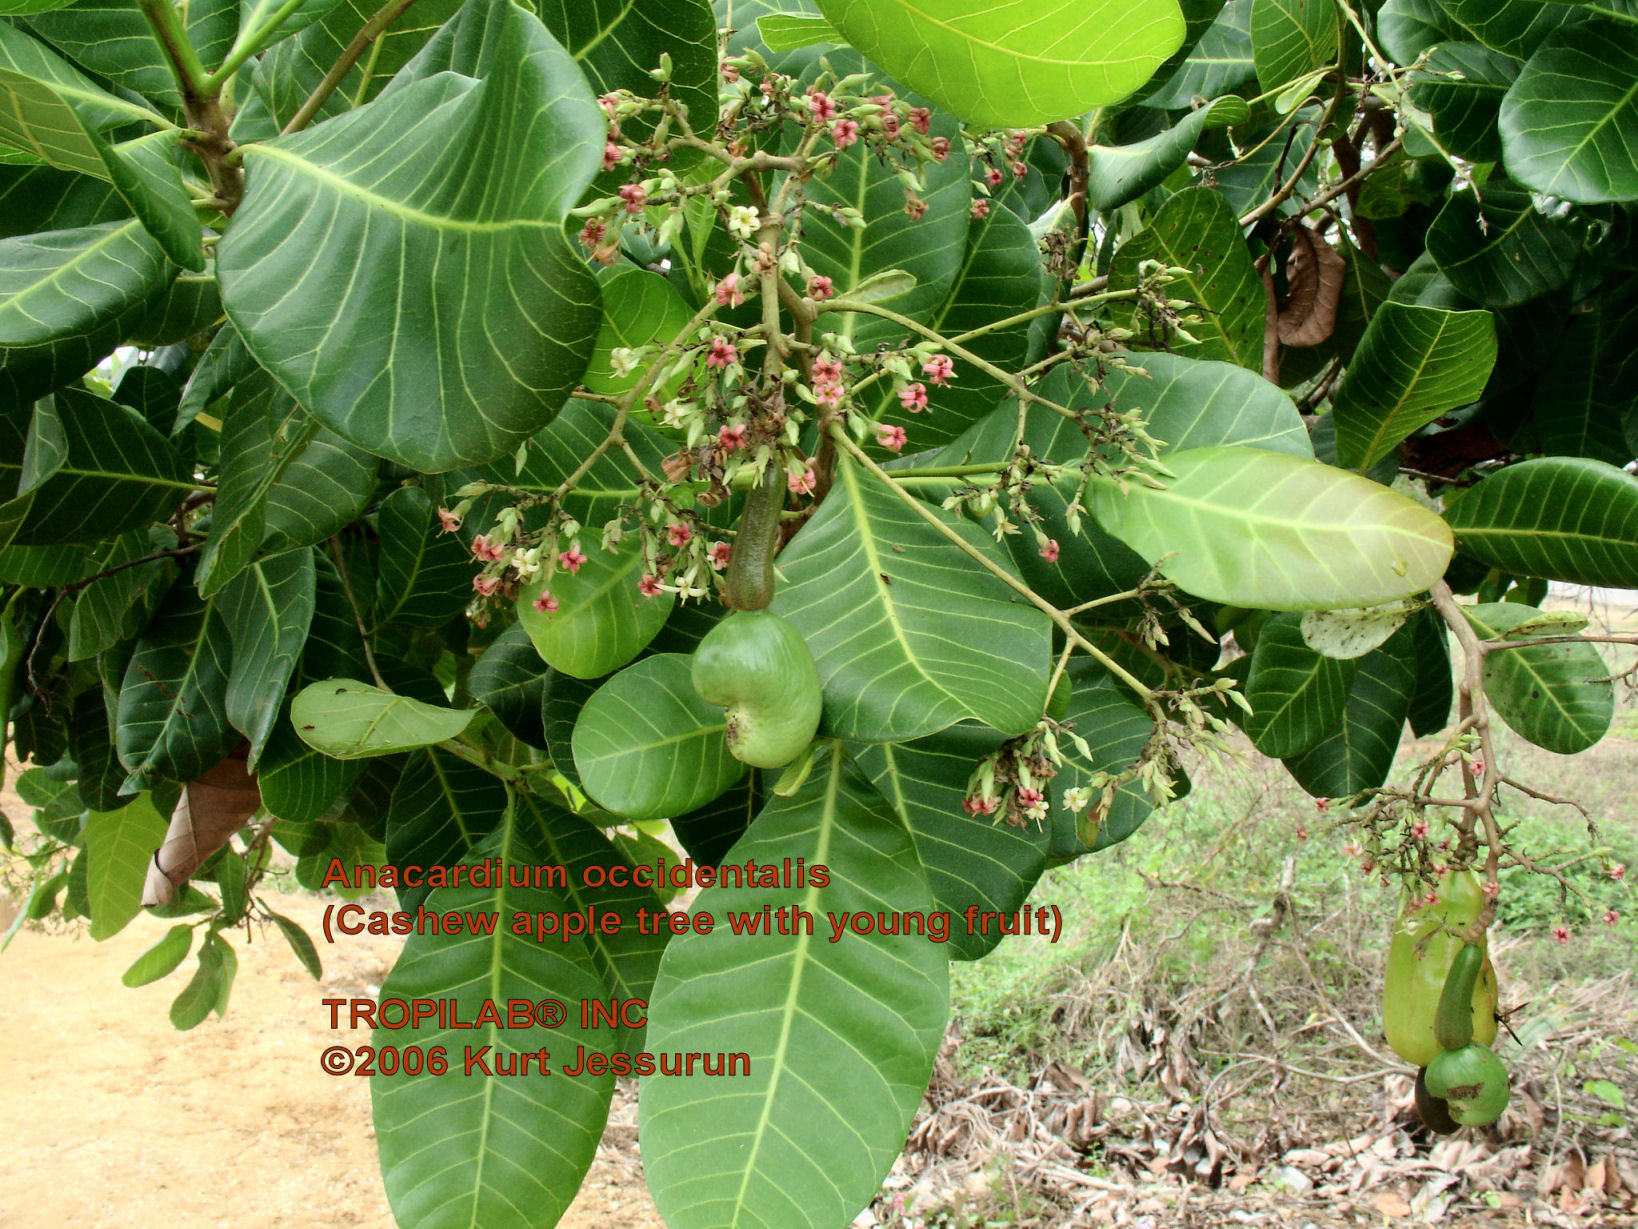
[970,199,990,219]
[532,590,559,614]
[963,795,998,816]
[578,217,606,250]
[909,107,931,135]
[1011,160,1027,179]
[667,522,693,547]
[714,272,745,307]
[1422,890,1440,907]
[1296,825,1310,842]
[877,424,907,452]
[1553,925,1570,944]
[1605,910,1620,926]
[602,141,623,172]
[1611,864,1627,881]
[436,507,461,534]
[898,382,928,413]
[814,380,844,408]
[1314,797,1331,813]
[880,112,901,141]
[473,574,500,596]
[559,547,587,574]
[1471,758,1485,778]
[985,166,1003,188]
[788,466,817,495]
[921,354,954,385]
[1411,820,1429,840]
[706,336,738,368]
[1482,878,1500,898]
[471,534,505,562]
[1015,787,1044,808]
[598,93,620,119]
[618,183,646,213]
[638,574,664,597]
[721,63,740,83]
[807,274,833,301]
[760,73,783,99]
[717,423,747,451]
[832,118,860,149]
[806,88,836,122]
[1039,539,1060,563]
[812,354,843,382]
[708,542,732,570]
[931,136,950,161]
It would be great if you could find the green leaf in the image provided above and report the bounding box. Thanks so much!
[103,129,206,272]
[515,790,668,1049]
[218,549,317,769]
[291,679,476,758]
[26,0,238,109]
[257,707,364,820]
[1086,96,1248,212]
[116,587,238,793]
[1111,185,1265,370]
[0,220,175,406]
[1244,612,1357,757]
[84,794,167,940]
[1408,42,1520,163]
[1379,0,1464,62]
[1143,0,1255,109]
[69,687,128,812]
[640,744,949,1229]
[1089,446,1455,610]
[855,726,1047,961]
[170,931,233,1030]
[1330,302,1498,469]
[540,665,597,790]
[1438,0,1588,58]
[121,923,194,986]
[1499,22,1638,204]
[372,812,616,1229]
[571,653,747,821]
[218,0,605,471]
[757,10,842,49]
[1530,297,1638,467]
[0,390,190,547]
[232,0,347,59]
[1466,601,1613,752]
[812,0,1185,127]
[384,747,507,909]
[1446,457,1638,587]
[372,486,472,630]
[581,265,698,403]
[1283,636,1414,799]
[1250,0,1338,91]
[1106,352,1314,456]
[1427,184,1580,307]
[515,532,675,680]
[268,910,323,978]
[1300,601,1418,659]
[468,621,550,747]
[772,454,1052,742]
[1407,606,1454,736]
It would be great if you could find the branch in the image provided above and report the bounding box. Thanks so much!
[1239,80,1346,228]
[283,0,420,135]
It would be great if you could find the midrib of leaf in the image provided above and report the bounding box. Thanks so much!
[888,0,1118,66]
[838,146,874,344]
[244,145,554,233]
[729,744,840,1227]
[466,788,519,1229]
[569,0,641,60]
[1556,69,1638,176]
[1353,316,1452,470]
[134,603,217,770]
[428,749,482,848]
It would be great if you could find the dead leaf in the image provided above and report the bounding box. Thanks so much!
[141,743,261,906]
[1277,224,1346,347]
[1373,1190,1413,1218]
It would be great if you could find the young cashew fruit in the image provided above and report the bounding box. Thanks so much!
[1425,1042,1511,1127]
[1383,869,1499,1067]
[1414,1067,1460,1136]
[691,610,822,769]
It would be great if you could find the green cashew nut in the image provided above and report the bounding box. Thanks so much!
[692,610,823,769]
[1425,1042,1511,1127]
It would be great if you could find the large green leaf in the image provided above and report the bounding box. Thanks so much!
[218,0,604,471]
[218,549,317,770]
[1088,446,1455,610]
[1499,22,1638,204]
[581,265,697,402]
[257,710,362,820]
[1330,302,1497,469]
[1466,601,1613,753]
[0,219,175,405]
[1444,456,1638,587]
[1086,96,1248,212]
[383,746,507,909]
[1427,184,1580,307]
[1104,352,1313,457]
[1243,612,1356,757]
[515,533,674,680]
[772,454,1052,742]
[1406,606,1454,736]
[855,725,1047,961]
[813,0,1184,127]
[1250,0,1338,91]
[1111,186,1265,370]
[1408,42,1520,163]
[372,486,472,631]
[291,679,476,758]
[514,790,668,1050]
[230,0,347,61]
[0,389,190,546]
[1379,0,1464,62]
[1437,0,1588,58]
[1530,298,1637,466]
[467,622,549,746]
[571,653,746,821]
[84,793,167,940]
[640,744,949,1229]
[116,586,238,793]
[372,813,616,1229]
[1282,635,1414,799]
[1143,0,1255,109]
[26,0,238,109]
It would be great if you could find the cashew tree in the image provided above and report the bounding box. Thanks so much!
[2,0,1636,1225]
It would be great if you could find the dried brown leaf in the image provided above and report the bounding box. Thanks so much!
[1277,224,1346,347]
[141,746,261,906]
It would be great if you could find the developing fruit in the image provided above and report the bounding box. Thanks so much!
[1382,870,1499,1068]
[692,610,822,769]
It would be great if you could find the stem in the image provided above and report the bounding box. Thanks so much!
[61,543,203,593]
[438,737,522,782]
[137,0,243,211]
[828,423,1154,702]
[136,0,212,98]
[326,537,388,691]
[206,0,313,89]
[283,0,419,135]
[1239,81,1346,228]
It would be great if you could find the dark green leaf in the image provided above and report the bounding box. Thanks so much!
[27,0,238,109]
[1467,601,1613,752]
[1251,0,1338,90]
[1244,612,1356,757]
[218,549,317,769]
[1427,184,1580,307]
[1283,636,1414,798]
[383,746,507,910]
[468,621,549,747]
[1408,42,1520,163]
[1087,96,1248,213]
[1407,607,1454,736]
[268,910,323,978]
[1143,0,1255,109]
[372,486,472,630]
[1438,0,1587,58]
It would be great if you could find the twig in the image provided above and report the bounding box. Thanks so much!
[283,0,420,135]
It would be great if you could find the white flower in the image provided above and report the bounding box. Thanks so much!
[610,346,640,378]
[662,399,695,430]
[512,547,542,579]
[1062,786,1091,812]
[727,204,760,241]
